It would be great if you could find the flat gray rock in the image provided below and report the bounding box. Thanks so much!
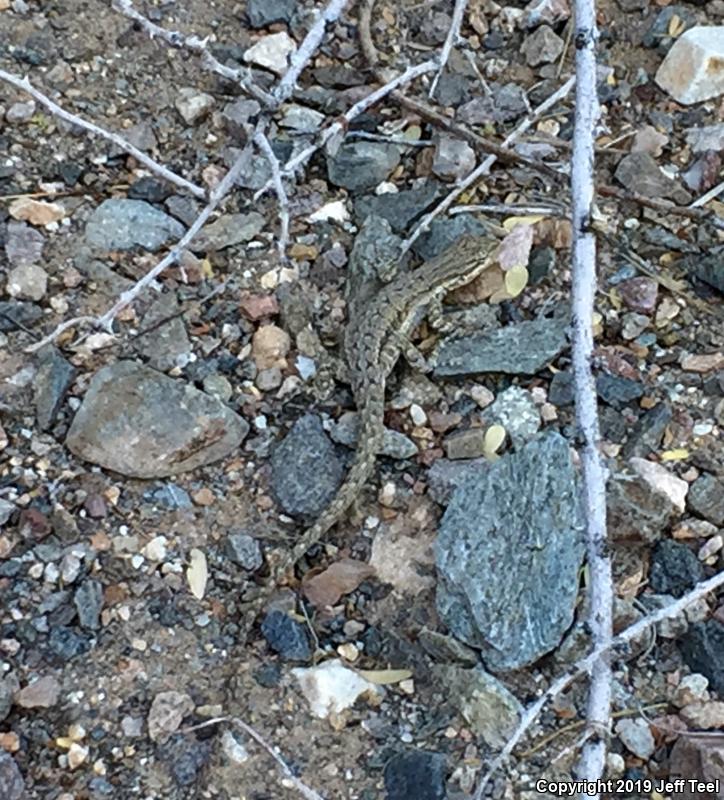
[34,346,76,430]
[66,361,248,478]
[85,199,184,251]
[435,432,584,671]
[327,142,401,193]
[434,315,569,377]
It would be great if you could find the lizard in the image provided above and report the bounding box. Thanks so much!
[246,234,499,617]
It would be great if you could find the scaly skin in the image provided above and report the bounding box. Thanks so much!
[248,234,498,617]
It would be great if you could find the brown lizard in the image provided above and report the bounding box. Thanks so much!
[248,234,498,615]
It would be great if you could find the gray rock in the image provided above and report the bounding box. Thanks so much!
[417,628,479,666]
[136,292,192,372]
[549,370,574,406]
[436,433,584,671]
[432,135,476,181]
[0,300,43,332]
[443,428,487,460]
[434,315,569,377]
[279,104,325,134]
[485,385,540,448]
[225,531,263,571]
[270,414,345,519]
[426,458,489,506]
[0,674,19,722]
[327,142,401,193]
[34,347,76,430]
[159,734,212,787]
[66,361,249,478]
[0,499,15,527]
[0,752,24,800]
[191,212,264,252]
[331,413,418,460]
[74,579,103,630]
[642,6,696,52]
[688,473,724,526]
[686,123,724,153]
[48,626,91,662]
[175,87,214,125]
[85,199,184,252]
[616,718,656,759]
[221,98,262,140]
[261,610,312,661]
[6,263,47,301]
[383,749,447,800]
[355,182,443,234]
[5,220,45,267]
[522,24,565,66]
[686,250,724,293]
[649,540,703,597]
[147,483,193,510]
[614,153,691,205]
[247,0,296,27]
[679,620,724,695]
[622,403,672,458]
[606,469,671,545]
[434,664,522,748]
[596,373,644,408]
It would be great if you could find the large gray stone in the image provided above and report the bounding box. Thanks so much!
[435,432,584,671]
[66,361,248,478]
[85,199,184,251]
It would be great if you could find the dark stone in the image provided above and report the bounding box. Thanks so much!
[679,620,724,696]
[74,579,103,630]
[648,540,702,597]
[483,31,505,49]
[247,0,296,27]
[146,483,193,510]
[623,403,672,458]
[253,662,283,688]
[34,346,76,430]
[128,177,173,203]
[0,300,43,332]
[57,161,83,186]
[529,246,556,284]
[606,469,671,545]
[434,316,569,378]
[549,370,574,406]
[0,752,24,800]
[159,734,212,786]
[270,414,345,520]
[642,6,696,52]
[355,183,443,234]
[412,214,491,263]
[47,626,91,662]
[685,251,723,294]
[383,749,447,800]
[595,373,644,408]
[436,433,584,671]
[260,610,313,661]
[224,531,263,571]
[327,142,401,193]
[687,473,724,526]
[614,152,691,205]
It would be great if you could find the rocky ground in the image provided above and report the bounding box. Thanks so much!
[1,0,723,798]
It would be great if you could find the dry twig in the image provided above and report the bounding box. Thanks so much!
[0,68,206,199]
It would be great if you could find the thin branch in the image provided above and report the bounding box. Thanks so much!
[0,68,206,199]
[254,128,290,259]
[253,58,439,200]
[111,0,276,108]
[402,75,575,252]
[472,569,724,799]
[274,0,352,103]
[450,202,566,217]
[598,184,724,230]
[26,151,252,352]
[690,178,724,210]
[570,0,611,793]
[428,0,468,99]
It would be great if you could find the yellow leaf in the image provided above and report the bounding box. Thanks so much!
[356,669,413,685]
[609,289,622,310]
[592,311,603,337]
[404,125,422,141]
[484,425,506,458]
[504,265,528,298]
[201,258,214,278]
[503,215,545,231]
[187,548,208,600]
[661,449,689,462]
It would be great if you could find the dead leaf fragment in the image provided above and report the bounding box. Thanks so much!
[187,548,208,599]
[302,558,376,607]
[497,224,534,271]
[356,668,413,685]
[9,197,66,226]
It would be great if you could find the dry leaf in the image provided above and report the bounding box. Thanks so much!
[484,425,506,458]
[497,224,534,271]
[302,558,376,607]
[356,668,413,685]
[502,215,545,230]
[187,548,208,599]
[660,449,689,461]
[504,265,529,298]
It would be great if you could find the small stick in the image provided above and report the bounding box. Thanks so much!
[0,68,206,199]
[428,0,468,99]
[274,0,352,103]
[253,128,291,259]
